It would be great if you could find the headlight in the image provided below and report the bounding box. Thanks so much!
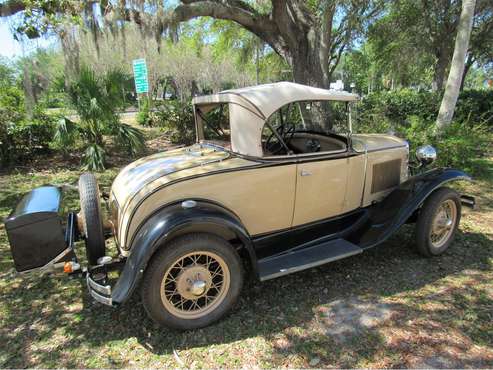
[416,145,437,166]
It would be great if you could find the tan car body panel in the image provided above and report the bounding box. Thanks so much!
[125,164,297,248]
[111,132,408,251]
[362,147,409,206]
[293,158,349,225]
[352,133,407,152]
[352,134,409,207]
[112,146,259,248]
[111,145,230,208]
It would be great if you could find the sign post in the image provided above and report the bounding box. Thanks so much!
[132,58,149,109]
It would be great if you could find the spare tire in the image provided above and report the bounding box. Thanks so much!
[78,173,106,265]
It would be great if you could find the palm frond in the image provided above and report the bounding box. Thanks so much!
[62,65,146,168]
[112,122,145,156]
[53,117,79,150]
[82,143,106,171]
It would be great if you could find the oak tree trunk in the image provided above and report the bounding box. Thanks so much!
[432,50,451,91]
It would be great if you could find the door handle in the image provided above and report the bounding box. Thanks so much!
[300,169,312,176]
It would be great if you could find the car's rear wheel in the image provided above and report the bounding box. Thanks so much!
[142,233,243,330]
[415,187,461,256]
[78,173,106,265]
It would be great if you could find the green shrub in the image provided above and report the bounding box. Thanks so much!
[42,91,66,109]
[434,123,490,174]
[154,100,195,145]
[356,113,491,177]
[0,105,56,167]
[356,89,493,131]
[14,111,55,154]
[454,90,493,126]
[353,88,493,177]
[136,99,154,127]
[0,85,24,110]
[0,82,59,167]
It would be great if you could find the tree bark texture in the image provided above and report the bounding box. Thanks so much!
[436,0,476,132]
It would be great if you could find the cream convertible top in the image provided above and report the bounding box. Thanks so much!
[192,81,359,157]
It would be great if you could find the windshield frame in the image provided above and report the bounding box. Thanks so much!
[260,100,353,158]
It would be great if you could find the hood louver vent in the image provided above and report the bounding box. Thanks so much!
[371,159,402,194]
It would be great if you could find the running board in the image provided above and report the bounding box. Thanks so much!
[257,239,362,281]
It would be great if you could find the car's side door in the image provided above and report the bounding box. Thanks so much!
[292,157,349,227]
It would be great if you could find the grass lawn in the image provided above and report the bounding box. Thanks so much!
[0,144,492,368]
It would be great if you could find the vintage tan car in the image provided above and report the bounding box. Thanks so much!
[5,82,475,329]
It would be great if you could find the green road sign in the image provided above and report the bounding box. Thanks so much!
[132,58,149,94]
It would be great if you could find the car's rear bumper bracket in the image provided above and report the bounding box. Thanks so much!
[86,273,113,306]
[460,194,476,209]
[85,258,125,307]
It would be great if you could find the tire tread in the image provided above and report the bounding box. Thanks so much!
[79,173,105,265]
[415,187,461,257]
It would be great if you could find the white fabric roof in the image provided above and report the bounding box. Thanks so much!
[192,81,359,120]
[192,82,359,157]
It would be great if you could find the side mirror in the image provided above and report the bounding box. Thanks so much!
[416,145,437,166]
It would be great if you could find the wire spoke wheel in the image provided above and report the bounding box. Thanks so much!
[430,199,457,249]
[160,251,230,319]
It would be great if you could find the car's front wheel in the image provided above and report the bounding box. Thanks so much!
[415,187,461,256]
[142,233,244,330]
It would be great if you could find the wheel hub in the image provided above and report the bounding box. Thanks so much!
[430,199,457,248]
[176,265,212,300]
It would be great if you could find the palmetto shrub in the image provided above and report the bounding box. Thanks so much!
[154,100,196,145]
[55,67,144,171]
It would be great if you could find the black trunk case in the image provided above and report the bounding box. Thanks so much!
[5,186,67,272]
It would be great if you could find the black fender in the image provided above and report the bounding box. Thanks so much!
[349,168,472,248]
[111,200,255,305]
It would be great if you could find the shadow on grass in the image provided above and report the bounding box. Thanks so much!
[1,225,492,367]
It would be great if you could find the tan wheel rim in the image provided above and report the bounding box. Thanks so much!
[430,199,457,249]
[160,251,230,319]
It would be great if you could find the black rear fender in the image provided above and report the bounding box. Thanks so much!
[111,200,254,305]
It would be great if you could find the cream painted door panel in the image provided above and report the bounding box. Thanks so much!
[293,158,349,226]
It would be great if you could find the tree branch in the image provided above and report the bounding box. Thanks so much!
[329,43,346,76]
[182,0,260,15]
[167,1,286,56]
